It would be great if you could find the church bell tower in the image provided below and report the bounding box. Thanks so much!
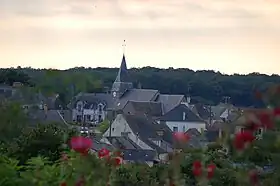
[111,40,133,99]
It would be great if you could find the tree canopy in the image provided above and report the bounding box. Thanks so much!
[2,67,280,107]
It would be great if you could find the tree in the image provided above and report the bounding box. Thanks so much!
[0,101,28,144]
[6,124,77,164]
[2,67,279,107]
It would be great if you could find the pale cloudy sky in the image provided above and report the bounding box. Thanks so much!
[0,0,280,74]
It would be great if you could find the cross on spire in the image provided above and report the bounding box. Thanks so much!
[122,40,126,54]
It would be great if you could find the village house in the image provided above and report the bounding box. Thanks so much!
[68,54,189,125]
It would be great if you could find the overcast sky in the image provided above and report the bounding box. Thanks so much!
[0,0,280,74]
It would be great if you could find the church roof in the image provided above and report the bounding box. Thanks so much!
[114,55,130,83]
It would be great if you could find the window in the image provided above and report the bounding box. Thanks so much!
[183,126,186,132]
[240,128,245,133]
[77,115,82,122]
[77,104,82,112]
[183,112,186,120]
[255,128,263,135]
[173,127,178,132]
[98,115,102,122]
[86,115,91,121]
[156,130,164,136]
[98,104,102,112]
[121,132,130,137]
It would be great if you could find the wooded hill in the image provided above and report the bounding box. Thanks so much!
[1,67,279,107]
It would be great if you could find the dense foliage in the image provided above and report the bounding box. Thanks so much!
[2,67,280,107]
[1,87,280,186]
[1,68,280,185]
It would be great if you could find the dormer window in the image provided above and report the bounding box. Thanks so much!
[156,130,164,136]
[77,102,83,112]
[98,104,102,112]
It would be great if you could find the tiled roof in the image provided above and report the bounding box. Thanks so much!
[123,101,162,117]
[115,89,160,110]
[69,93,114,109]
[123,114,173,153]
[28,109,72,124]
[159,103,204,122]
[191,103,211,120]
[106,136,141,150]
[122,149,157,162]
[157,94,185,114]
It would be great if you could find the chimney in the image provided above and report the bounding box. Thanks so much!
[43,104,48,118]
[186,96,191,104]
[137,82,142,89]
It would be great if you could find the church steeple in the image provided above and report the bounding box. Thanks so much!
[111,40,133,98]
[115,54,129,82]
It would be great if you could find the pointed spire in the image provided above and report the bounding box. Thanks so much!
[115,54,129,82]
[122,40,126,55]
[111,40,133,96]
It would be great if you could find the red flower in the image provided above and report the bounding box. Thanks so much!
[98,148,110,158]
[234,131,255,150]
[75,176,85,186]
[60,182,67,186]
[207,163,216,179]
[273,108,280,118]
[257,112,273,129]
[70,136,93,155]
[249,169,259,185]
[173,132,190,142]
[192,160,202,177]
[113,157,123,166]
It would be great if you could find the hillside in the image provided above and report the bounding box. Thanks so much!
[1,67,280,107]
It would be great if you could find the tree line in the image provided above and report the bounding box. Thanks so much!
[1,67,280,107]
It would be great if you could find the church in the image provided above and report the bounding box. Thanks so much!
[70,54,188,125]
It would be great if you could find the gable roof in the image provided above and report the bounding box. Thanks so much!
[28,109,72,125]
[123,101,162,117]
[69,93,114,109]
[124,114,173,142]
[122,149,157,162]
[157,94,185,114]
[106,136,141,150]
[115,89,160,110]
[191,103,211,120]
[159,103,204,122]
[122,114,173,153]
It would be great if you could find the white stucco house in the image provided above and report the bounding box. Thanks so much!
[103,114,174,155]
[156,103,206,133]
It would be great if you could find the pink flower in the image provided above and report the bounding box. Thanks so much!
[257,112,273,129]
[233,131,255,151]
[113,157,123,166]
[70,136,93,155]
[98,148,110,158]
[207,163,216,179]
[75,176,85,186]
[249,169,259,185]
[173,132,190,142]
[273,108,280,118]
[192,160,202,177]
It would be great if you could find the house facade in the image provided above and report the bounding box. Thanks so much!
[69,53,187,125]
[158,103,206,133]
[103,114,174,154]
